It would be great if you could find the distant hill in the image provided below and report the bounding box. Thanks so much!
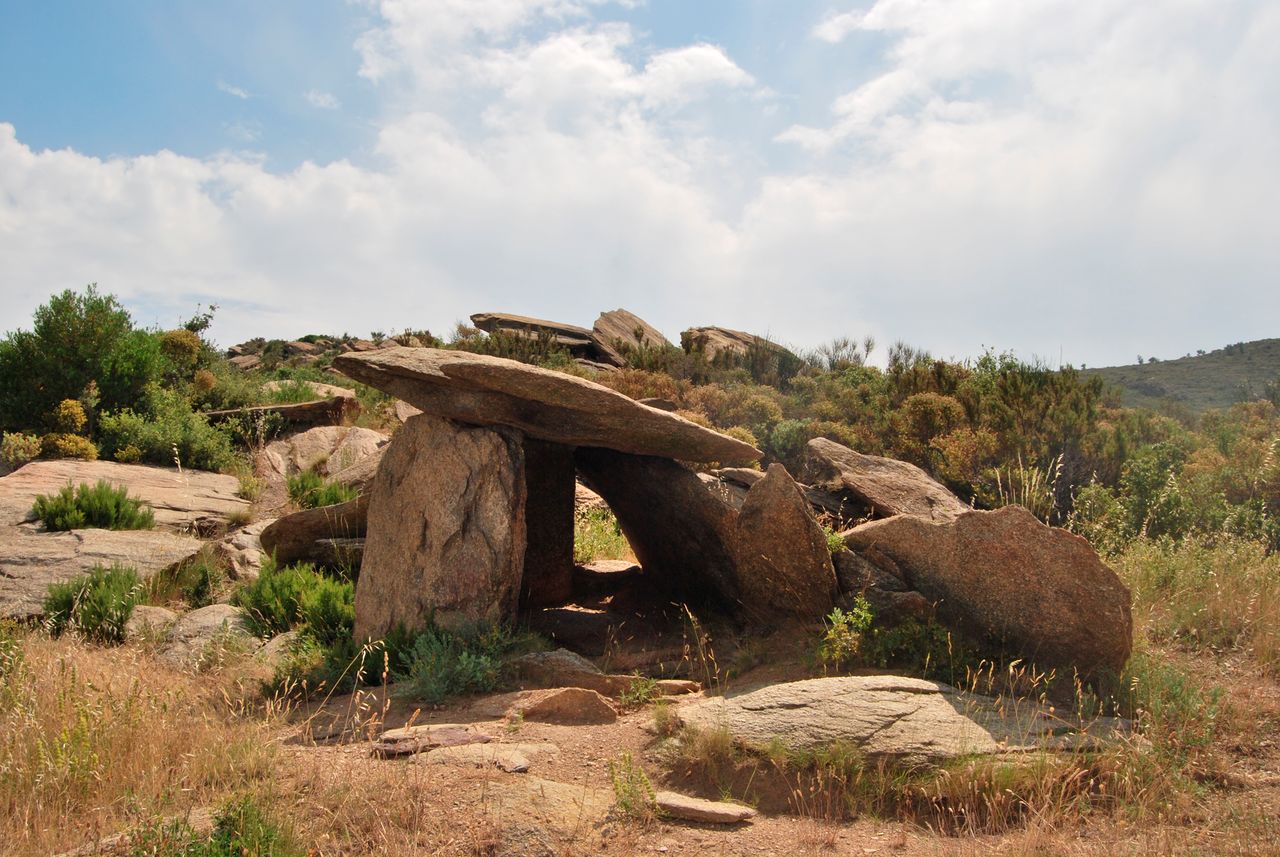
[1085,339,1280,413]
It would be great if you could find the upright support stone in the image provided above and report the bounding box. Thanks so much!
[574,447,740,607]
[520,438,575,608]
[354,414,527,640]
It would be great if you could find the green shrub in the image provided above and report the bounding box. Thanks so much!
[40,432,99,460]
[43,564,142,644]
[394,623,525,704]
[126,793,306,857]
[232,558,354,643]
[98,384,236,472]
[818,600,873,672]
[607,751,657,823]
[32,480,155,531]
[158,328,202,374]
[286,469,358,509]
[297,575,356,645]
[0,285,163,432]
[0,431,41,467]
[267,380,321,404]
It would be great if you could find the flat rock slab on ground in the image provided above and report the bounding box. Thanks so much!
[332,346,759,465]
[679,675,1131,766]
[0,527,203,619]
[655,791,757,825]
[0,460,247,530]
[417,742,559,773]
[372,723,493,758]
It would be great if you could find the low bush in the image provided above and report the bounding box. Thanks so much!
[98,384,236,472]
[393,622,542,705]
[147,547,229,608]
[0,431,41,467]
[39,432,98,460]
[817,600,873,672]
[573,507,631,563]
[232,558,354,643]
[287,469,358,509]
[43,564,142,644]
[32,480,155,531]
[395,625,503,704]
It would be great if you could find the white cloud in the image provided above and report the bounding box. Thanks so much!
[2,1,1278,367]
[216,80,251,99]
[305,89,341,109]
[812,9,864,43]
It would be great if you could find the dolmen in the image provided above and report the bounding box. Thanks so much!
[334,346,1132,681]
[333,347,836,642]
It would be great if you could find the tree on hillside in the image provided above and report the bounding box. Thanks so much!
[0,285,162,431]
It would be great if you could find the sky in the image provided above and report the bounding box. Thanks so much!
[1,0,1276,368]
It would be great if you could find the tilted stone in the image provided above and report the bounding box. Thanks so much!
[333,346,760,465]
[681,326,797,362]
[591,309,673,365]
[804,437,969,522]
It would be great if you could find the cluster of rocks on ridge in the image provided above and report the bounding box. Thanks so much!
[223,307,803,375]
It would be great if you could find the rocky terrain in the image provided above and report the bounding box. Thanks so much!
[2,306,1278,856]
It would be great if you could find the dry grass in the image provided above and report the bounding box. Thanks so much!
[0,627,275,856]
[1115,536,1280,674]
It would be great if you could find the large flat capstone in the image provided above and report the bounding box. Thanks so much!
[332,347,760,465]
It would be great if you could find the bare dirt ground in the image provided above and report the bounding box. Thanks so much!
[264,646,1280,857]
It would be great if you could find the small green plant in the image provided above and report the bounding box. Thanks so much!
[232,558,354,643]
[32,480,156,531]
[619,674,660,709]
[125,793,306,856]
[147,548,228,608]
[818,600,873,672]
[395,624,505,705]
[822,524,846,556]
[44,564,142,644]
[608,751,657,823]
[287,469,358,509]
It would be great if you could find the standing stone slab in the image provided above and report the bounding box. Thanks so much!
[732,464,837,623]
[520,439,575,608]
[354,414,527,639]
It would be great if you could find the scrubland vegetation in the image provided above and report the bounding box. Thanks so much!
[2,285,1280,854]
